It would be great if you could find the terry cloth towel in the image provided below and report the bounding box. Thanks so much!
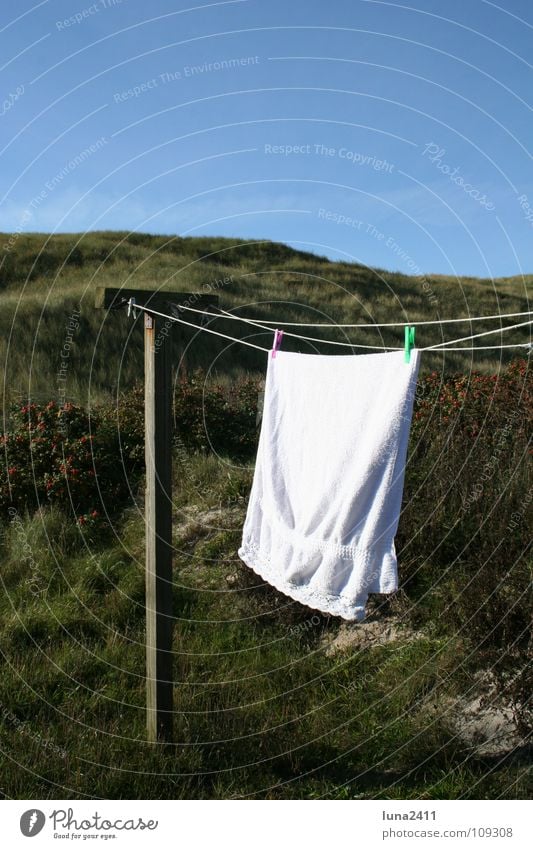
[238,348,421,620]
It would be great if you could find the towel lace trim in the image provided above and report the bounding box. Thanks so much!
[239,540,376,620]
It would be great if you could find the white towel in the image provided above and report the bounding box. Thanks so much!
[238,348,421,620]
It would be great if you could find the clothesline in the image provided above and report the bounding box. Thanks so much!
[130,300,533,354]
[184,303,533,352]
[175,302,533,328]
[424,318,533,350]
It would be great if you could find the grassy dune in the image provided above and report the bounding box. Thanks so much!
[0,231,531,405]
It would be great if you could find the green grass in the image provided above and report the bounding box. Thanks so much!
[0,456,530,800]
[0,230,531,406]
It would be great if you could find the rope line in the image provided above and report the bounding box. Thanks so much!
[175,302,533,328]
[424,318,533,350]
[129,300,533,354]
[173,301,533,350]
[133,301,269,352]
[137,301,403,351]
[215,304,401,349]
[215,304,533,352]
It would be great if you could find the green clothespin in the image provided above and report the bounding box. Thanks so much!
[404,326,416,363]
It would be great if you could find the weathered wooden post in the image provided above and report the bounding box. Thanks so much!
[143,305,173,743]
[96,287,218,742]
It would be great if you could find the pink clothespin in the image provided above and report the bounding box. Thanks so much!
[271,329,284,358]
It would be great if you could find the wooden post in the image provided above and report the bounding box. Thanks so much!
[144,308,173,742]
[95,287,218,742]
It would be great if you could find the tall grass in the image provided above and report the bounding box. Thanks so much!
[0,489,529,800]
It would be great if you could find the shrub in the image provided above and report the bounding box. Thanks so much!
[399,357,532,730]
[0,399,144,523]
[174,369,262,459]
[404,357,531,566]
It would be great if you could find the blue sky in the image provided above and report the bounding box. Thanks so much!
[1,0,532,277]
